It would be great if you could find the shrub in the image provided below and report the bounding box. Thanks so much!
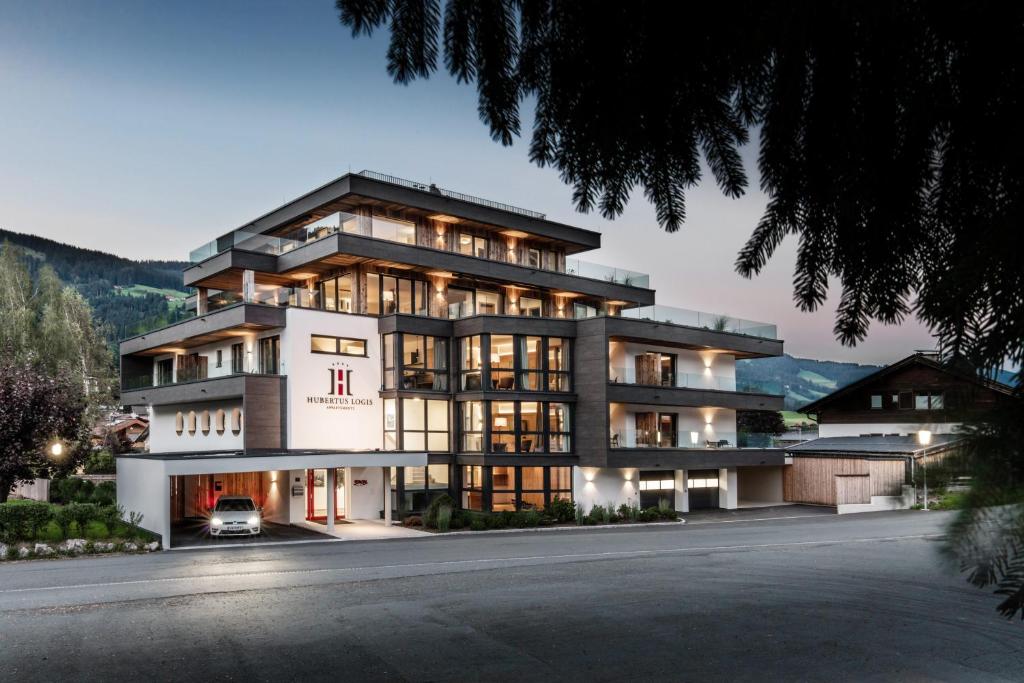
[54,506,75,539]
[424,493,457,529]
[546,497,575,523]
[469,517,487,531]
[437,504,452,532]
[91,481,116,507]
[83,450,117,474]
[617,503,632,520]
[97,504,123,534]
[67,503,99,535]
[640,507,660,522]
[449,515,464,530]
[522,510,541,528]
[574,502,587,526]
[402,515,423,527]
[0,501,55,540]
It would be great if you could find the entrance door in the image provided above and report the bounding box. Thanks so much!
[687,469,720,509]
[657,413,677,448]
[305,468,345,522]
[639,471,675,510]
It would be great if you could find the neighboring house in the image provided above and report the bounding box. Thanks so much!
[91,416,150,451]
[784,353,1013,512]
[116,170,786,549]
[798,352,1012,438]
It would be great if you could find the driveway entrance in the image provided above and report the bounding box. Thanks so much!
[170,519,332,548]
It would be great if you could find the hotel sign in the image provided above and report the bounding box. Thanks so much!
[305,362,376,411]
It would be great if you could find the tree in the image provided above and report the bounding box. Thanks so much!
[337,1,1024,618]
[737,410,787,437]
[0,359,87,501]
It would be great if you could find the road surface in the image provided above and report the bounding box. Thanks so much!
[0,510,1020,681]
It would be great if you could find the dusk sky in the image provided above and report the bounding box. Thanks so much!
[0,0,935,364]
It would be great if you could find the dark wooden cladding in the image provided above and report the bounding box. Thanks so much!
[807,357,1011,425]
[243,375,287,450]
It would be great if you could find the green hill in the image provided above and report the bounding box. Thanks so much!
[0,229,191,347]
[737,354,883,410]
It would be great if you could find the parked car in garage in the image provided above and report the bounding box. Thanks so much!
[209,496,261,536]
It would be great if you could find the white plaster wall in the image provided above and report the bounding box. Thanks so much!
[737,466,784,505]
[718,467,738,509]
[283,309,383,451]
[574,467,640,511]
[287,469,307,523]
[607,341,735,389]
[260,470,289,523]
[674,470,689,513]
[819,422,960,438]
[116,457,170,547]
[347,466,385,519]
[149,400,244,453]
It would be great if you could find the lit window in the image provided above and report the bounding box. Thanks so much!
[310,335,366,356]
[870,394,882,409]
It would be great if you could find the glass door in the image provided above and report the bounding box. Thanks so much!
[305,468,345,522]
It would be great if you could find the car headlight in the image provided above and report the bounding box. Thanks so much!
[247,516,259,526]
[211,517,223,526]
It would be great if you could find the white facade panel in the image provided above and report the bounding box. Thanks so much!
[283,308,384,451]
[149,401,245,453]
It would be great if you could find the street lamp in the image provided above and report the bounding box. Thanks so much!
[49,441,63,457]
[917,430,932,510]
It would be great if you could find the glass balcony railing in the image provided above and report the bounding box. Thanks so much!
[120,368,280,392]
[610,428,741,449]
[608,367,738,391]
[620,305,778,339]
[564,258,650,288]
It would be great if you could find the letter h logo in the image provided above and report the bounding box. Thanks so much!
[328,367,353,396]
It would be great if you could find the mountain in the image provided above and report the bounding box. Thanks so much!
[0,229,191,347]
[737,354,883,411]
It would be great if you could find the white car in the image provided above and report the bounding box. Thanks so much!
[209,496,262,536]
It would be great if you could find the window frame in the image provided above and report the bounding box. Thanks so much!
[310,334,368,357]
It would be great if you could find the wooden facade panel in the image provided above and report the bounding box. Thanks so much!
[784,457,868,506]
[835,474,871,505]
[867,460,905,497]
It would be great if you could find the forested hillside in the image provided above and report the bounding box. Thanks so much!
[0,229,191,346]
[737,354,882,410]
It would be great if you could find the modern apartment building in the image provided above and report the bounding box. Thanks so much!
[116,171,785,547]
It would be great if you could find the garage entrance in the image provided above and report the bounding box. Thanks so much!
[687,469,720,509]
[639,471,675,509]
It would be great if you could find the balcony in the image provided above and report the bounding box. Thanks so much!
[620,305,778,340]
[120,371,285,407]
[610,428,741,450]
[610,367,738,391]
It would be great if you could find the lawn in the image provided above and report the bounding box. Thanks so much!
[781,410,817,427]
[117,284,190,307]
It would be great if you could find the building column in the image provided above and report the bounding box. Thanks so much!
[675,470,689,513]
[196,287,208,315]
[719,467,738,510]
[242,269,255,303]
[325,468,336,533]
[383,467,392,525]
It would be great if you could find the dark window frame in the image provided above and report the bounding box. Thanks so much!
[310,334,368,357]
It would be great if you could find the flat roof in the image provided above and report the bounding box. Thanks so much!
[787,434,961,457]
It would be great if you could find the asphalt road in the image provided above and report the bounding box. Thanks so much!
[0,510,1020,681]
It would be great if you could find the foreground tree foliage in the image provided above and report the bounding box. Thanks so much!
[337,1,1024,617]
[0,244,115,500]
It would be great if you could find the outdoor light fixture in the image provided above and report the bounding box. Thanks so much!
[917,430,932,446]
[917,430,933,510]
[49,442,63,457]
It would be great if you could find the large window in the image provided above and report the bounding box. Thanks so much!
[366,273,429,316]
[383,398,398,450]
[457,233,488,258]
[465,466,574,512]
[401,398,450,451]
[490,334,515,390]
[311,335,366,356]
[258,336,280,374]
[459,400,572,454]
[461,465,484,510]
[395,464,450,512]
[231,343,243,373]
[371,215,416,244]
[459,334,571,392]
[459,335,483,390]
[319,274,353,313]
[460,401,484,451]
[400,334,448,390]
[382,334,395,389]
[447,287,474,318]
